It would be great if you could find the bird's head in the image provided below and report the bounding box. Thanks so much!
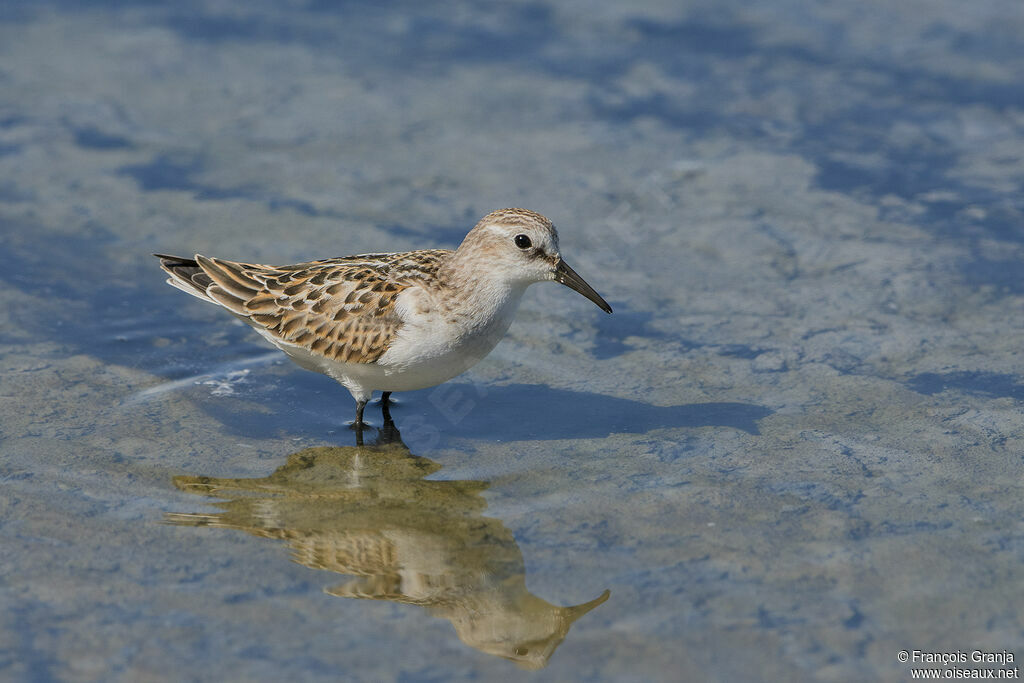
[458,208,612,313]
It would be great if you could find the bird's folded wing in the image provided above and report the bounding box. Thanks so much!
[182,254,418,364]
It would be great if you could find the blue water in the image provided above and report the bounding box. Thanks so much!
[2,1,1023,681]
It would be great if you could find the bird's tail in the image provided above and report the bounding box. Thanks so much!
[154,253,216,302]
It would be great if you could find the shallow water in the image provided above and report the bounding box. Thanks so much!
[2,1,1024,681]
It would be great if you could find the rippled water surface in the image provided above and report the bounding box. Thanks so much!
[2,1,1024,681]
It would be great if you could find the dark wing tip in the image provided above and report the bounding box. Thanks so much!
[154,253,199,267]
[156,253,212,297]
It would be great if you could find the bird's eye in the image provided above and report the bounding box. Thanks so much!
[514,234,532,249]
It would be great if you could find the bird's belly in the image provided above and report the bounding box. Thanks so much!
[273,343,458,394]
[259,322,506,400]
[378,353,479,392]
[370,307,515,391]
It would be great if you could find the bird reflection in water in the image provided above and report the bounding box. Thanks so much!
[165,419,609,669]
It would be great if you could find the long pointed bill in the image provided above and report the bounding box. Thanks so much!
[562,589,612,622]
[554,259,613,314]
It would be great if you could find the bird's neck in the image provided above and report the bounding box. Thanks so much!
[438,250,529,331]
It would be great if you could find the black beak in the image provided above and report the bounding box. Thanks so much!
[554,259,612,314]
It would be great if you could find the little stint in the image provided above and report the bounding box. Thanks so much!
[156,208,612,426]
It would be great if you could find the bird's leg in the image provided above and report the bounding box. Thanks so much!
[351,399,367,430]
[380,392,393,421]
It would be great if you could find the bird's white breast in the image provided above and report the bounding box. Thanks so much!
[372,284,526,391]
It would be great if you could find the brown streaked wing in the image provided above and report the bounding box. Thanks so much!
[194,250,450,364]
